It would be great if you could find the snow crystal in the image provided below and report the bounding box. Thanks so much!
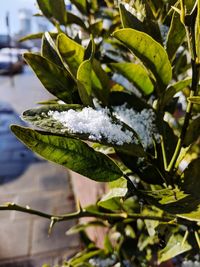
[48,107,134,146]
[48,104,160,149]
[112,104,160,149]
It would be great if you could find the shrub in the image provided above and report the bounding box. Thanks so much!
[1,0,200,266]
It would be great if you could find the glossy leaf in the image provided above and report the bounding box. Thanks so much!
[57,33,85,77]
[160,78,191,109]
[119,3,144,32]
[41,32,63,66]
[113,29,172,87]
[92,59,110,105]
[11,125,123,182]
[24,53,74,103]
[183,116,200,146]
[98,177,128,210]
[166,10,186,62]
[49,0,67,25]
[77,60,93,106]
[22,105,146,157]
[181,159,200,198]
[20,32,58,42]
[158,234,191,264]
[144,187,200,221]
[110,62,154,95]
[70,0,88,14]
[67,11,87,30]
[37,0,52,18]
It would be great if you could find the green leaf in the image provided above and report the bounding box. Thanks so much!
[184,116,200,146]
[188,96,200,104]
[181,158,200,198]
[67,221,107,235]
[110,62,154,95]
[160,78,191,109]
[20,32,58,42]
[41,32,63,66]
[67,11,87,30]
[166,10,186,62]
[37,0,52,18]
[109,91,150,111]
[49,0,67,25]
[24,53,74,103]
[57,33,85,77]
[113,28,172,88]
[98,177,128,210]
[11,125,123,182]
[92,59,110,105]
[22,105,146,157]
[144,187,200,221]
[119,3,145,32]
[77,59,93,106]
[158,234,192,264]
[70,0,88,14]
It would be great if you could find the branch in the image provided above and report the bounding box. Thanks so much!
[0,202,174,223]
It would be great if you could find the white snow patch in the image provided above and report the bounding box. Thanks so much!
[48,107,134,145]
[113,104,160,149]
[48,104,160,149]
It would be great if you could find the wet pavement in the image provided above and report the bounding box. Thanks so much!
[0,66,79,265]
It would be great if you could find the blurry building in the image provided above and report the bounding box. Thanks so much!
[18,9,32,36]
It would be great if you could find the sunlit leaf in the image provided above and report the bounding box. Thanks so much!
[57,33,85,77]
[77,59,93,106]
[11,125,123,182]
[113,28,172,88]
[158,234,192,264]
[110,62,154,95]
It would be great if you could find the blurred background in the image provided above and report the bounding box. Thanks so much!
[0,1,80,266]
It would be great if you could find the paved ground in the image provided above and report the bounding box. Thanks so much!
[0,68,79,266]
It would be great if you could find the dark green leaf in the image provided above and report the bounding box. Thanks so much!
[11,125,123,182]
[181,159,200,198]
[109,91,150,111]
[110,62,154,95]
[20,32,58,42]
[67,11,87,30]
[37,0,52,18]
[77,59,93,106]
[144,187,200,221]
[158,234,191,264]
[166,10,186,62]
[184,116,200,146]
[92,59,110,105]
[119,3,145,31]
[49,0,67,25]
[70,0,88,14]
[24,53,74,103]
[57,33,85,77]
[89,20,103,36]
[113,29,172,88]
[41,32,63,66]
[160,78,191,109]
